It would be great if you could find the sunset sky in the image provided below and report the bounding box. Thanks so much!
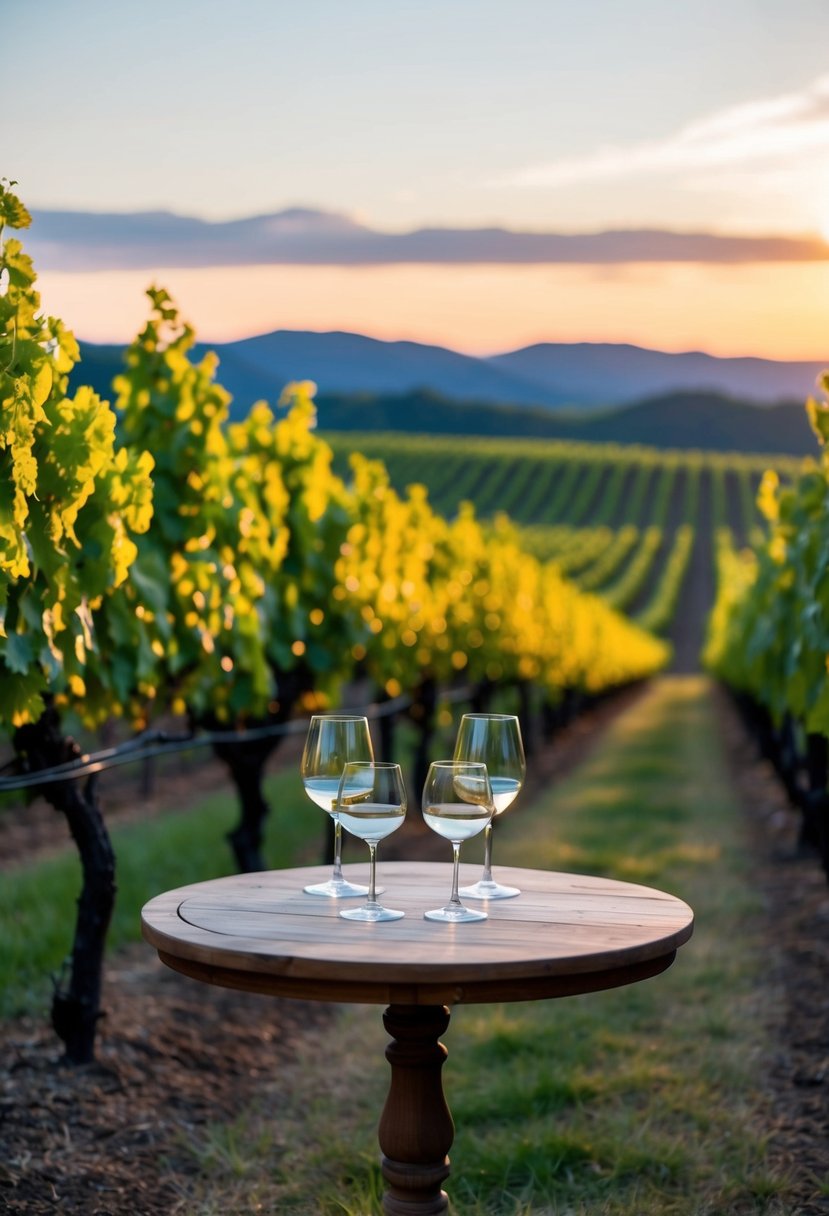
[4,0,829,358]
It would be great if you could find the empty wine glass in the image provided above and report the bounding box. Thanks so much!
[336,762,407,922]
[455,713,526,900]
[302,714,374,897]
[422,760,495,923]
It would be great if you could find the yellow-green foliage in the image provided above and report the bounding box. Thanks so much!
[0,181,154,728]
[704,374,829,734]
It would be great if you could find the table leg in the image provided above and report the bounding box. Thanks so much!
[378,1004,454,1215]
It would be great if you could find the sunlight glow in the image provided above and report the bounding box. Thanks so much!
[37,261,829,361]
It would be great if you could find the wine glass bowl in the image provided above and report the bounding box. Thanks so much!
[337,762,407,922]
[454,713,526,900]
[301,714,375,897]
[422,760,494,923]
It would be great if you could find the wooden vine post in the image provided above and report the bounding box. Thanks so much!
[212,730,283,873]
[208,671,305,872]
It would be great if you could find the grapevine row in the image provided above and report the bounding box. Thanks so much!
[704,387,829,881]
[634,525,695,636]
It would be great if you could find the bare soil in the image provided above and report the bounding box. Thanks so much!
[0,955,333,1215]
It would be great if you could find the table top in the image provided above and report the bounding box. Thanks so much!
[141,862,694,1006]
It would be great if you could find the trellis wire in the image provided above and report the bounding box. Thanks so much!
[0,685,475,793]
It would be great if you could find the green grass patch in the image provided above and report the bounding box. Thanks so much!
[0,765,321,1018]
[173,675,797,1214]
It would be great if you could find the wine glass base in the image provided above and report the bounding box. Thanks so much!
[458,878,520,900]
[304,878,378,898]
[340,904,404,922]
[424,905,487,923]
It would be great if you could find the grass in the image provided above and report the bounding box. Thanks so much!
[170,675,798,1214]
[0,764,321,1018]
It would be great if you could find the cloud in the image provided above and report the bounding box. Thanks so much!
[23,206,829,271]
[498,74,829,189]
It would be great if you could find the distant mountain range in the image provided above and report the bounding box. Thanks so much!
[487,343,826,410]
[74,328,827,418]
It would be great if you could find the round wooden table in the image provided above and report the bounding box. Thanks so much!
[141,861,694,1215]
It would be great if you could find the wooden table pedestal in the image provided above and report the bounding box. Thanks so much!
[379,1004,453,1215]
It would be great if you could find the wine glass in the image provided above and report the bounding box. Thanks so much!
[301,714,374,897]
[422,760,495,923]
[455,713,526,900]
[336,762,407,922]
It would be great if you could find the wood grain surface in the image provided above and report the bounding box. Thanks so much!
[141,863,694,1006]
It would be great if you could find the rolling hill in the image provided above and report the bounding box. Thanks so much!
[314,388,818,455]
[68,330,825,454]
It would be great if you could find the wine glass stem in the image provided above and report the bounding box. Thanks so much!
[481,822,494,884]
[449,843,463,909]
[332,816,344,883]
[367,842,378,906]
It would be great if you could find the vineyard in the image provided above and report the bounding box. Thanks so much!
[3,179,829,1214]
[324,427,829,889]
[328,432,800,670]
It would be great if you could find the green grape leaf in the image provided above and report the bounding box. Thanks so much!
[3,630,33,674]
[110,651,138,705]
[0,661,45,726]
[31,361,52,409]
